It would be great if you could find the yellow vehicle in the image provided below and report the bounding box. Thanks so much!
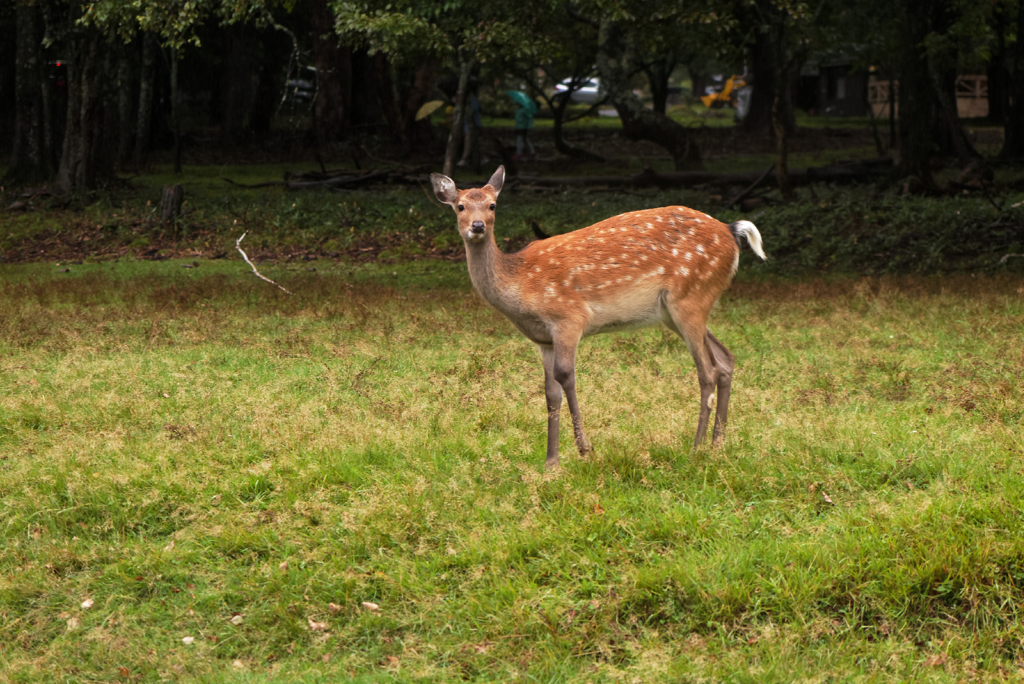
[701,75,747,108]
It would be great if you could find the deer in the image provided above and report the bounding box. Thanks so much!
[430,166,766,469]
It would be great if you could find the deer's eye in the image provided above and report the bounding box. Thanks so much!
[489,203,495,211]
[457,204,465,211]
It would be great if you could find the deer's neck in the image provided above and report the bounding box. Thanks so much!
[464,235,517,312]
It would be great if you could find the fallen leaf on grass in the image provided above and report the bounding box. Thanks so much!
[182,636,195,645]
[278,561,289,572]
[230,615,244,625]
[118,666,129,677]
[925,653,948,667]
[327,602,342,614]
[308,618,328,631]
[81,598,94,609]
[67,616,80,630]
[821,491,834,505]
[361,601,380,612]
[232,660,246,670]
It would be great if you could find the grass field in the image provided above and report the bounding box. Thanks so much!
[2,257,1023,682]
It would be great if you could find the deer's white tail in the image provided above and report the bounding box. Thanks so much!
[729,220,767,260]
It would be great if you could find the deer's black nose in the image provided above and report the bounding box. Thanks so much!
[470,220,485,234]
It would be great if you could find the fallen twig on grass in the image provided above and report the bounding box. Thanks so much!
[235,232,294,295]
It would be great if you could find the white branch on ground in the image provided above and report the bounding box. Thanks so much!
[235,231,294,295]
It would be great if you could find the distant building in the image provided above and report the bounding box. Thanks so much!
[798,57,869,117]
[868,74,988,119]
[798,57,988,119]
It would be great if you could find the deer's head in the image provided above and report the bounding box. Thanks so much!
[430,166,505,244]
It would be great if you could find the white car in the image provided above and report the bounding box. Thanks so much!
[553,78,603,105]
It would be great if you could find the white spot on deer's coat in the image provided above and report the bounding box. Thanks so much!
[671,249,678,256]
[680,266,690,276]
[657,266,665,274]
[685,252,692,261]
[696,245,705,256]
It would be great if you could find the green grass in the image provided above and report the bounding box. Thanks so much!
[2,260,1024,682]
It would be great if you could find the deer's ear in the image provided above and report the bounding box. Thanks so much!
[431,173,458,205]
[486,165,504,199]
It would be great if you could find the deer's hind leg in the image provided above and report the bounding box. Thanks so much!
[705,329,736,444]
[661,299,720,447]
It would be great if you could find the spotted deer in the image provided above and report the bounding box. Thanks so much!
[431,166,766,468]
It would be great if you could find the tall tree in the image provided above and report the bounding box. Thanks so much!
[594,14,701,169]
[333,0,526,161]
[1000,0,1024,158]
[310,0,346,144]
[5,1,57,185]
[566,0,720,170]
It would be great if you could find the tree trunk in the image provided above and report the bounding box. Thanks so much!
[1001,0,1024,158]
[596,18,701,170]
[57,29,118,193]
[742,26,775,136]
[116,43,136,168]
[443,52,474,177]
[171,47,181,175]
[772,74,794,200]
[894,0,938,186]
[548,89,605,161]
[349,49,380,129]
[932,67,978,164]
[220,25,252,147]
[135,32,156,170]
[399,59,440,153]
[743,1,797,138]
[644,56,676,115]
[373,52,404,142]
[6,2,54,185]
[310,0,345,144]
[987,12,1009,125]
[888,71,896,149]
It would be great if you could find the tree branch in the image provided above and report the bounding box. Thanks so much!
[236,232,294,295]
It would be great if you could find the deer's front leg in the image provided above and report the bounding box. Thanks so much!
[539,345,563,468]
[550,339,592,458]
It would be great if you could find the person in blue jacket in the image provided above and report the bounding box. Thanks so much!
[513,98,536,161]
